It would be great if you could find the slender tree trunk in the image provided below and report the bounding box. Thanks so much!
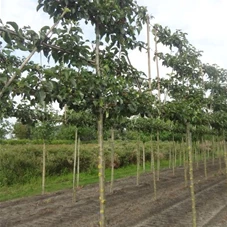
[212,136,215,165]
[179,146,182,167]
[143,142,146,173]
[195,141,199,169]
[150,135,157,200]
[76,138,80,188]
[218,141,222,172]
[184,143,188,187]
[154,26,161,181]
[204,148,207,180]
[147,15,152,93]
[169,149,172,169]
[136,139,140,186]
[172,140,176,176]
[157,131,160,181]
[95,6,106,225]
[180,138,184,166]
[110,128,115,194]
[42,140,46,195]
[202,138,207,180]
[172,148,175,176]
[187,122,197,227]
[72,129,78,202]
[98,109,105,227]
[174,141,177,167]
[150,139,153,173]
[154,28,161,102]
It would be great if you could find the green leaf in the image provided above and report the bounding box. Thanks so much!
[40,26,50,32]
[2,32,12,45]
[39,90,46,104]
[6,21,19,32]
[36,3,44,12]
[105,35,110,43]
[0,74,8,84]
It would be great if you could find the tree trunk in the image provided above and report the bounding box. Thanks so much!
[172,140,176,176]
[142,142,146,173]
[42,140,46,195]
[172,148,175,176]
[98,109,105,227]
[187,122,197,227]
[147,15,152,92]
[212,136,215,165]
[169,149,172,169]
[184,152,188,187]
[110,128,115,194]
[72,129,78,202]
[136,139,140,186]
[76,138,80,188]
[218,141,222,172]
[150,135,157,200]
[95,4,106,225]
[157,131,160,181]
[204,148,207,180]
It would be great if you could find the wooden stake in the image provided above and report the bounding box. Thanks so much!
[147,15,152,92]
[136,139,140,186]
[157,131,160,181]
[142,142,146,173]
[42,141,46,195]
[72,129,78,202]
[110,128,115,193]
[150,135,157,200]
[76,138,80,188]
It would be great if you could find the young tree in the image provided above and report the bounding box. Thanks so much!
[1,1,150,226]
[154,24,206,227]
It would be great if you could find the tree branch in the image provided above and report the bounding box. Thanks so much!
[0,9,69,99]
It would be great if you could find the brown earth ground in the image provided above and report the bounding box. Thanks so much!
[1,160,227,227]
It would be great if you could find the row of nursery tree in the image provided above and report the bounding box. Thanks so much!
[1,0,227,226]
[0,108,223,142]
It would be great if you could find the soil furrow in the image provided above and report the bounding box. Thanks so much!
[0,160,225,227]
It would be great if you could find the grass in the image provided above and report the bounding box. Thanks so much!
[0,160,172,202]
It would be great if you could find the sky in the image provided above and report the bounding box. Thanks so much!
[0,0,227,123]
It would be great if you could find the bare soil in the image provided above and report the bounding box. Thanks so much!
[1,160,227,227]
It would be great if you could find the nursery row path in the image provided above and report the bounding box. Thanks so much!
[1,160,227,227]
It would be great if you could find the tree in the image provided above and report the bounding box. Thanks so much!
[13,122,31,139]
[1,1,150,226]
[154,24,205,227]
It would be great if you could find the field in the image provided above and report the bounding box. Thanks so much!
[1,160,227,227]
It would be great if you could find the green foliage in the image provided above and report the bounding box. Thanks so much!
[54,125,97,141]
[0,140,173,186]
[32,120,55,142]
[13,122,32,139]
[0,139,74,145]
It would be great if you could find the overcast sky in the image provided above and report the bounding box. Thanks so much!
[1,0,227,77]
